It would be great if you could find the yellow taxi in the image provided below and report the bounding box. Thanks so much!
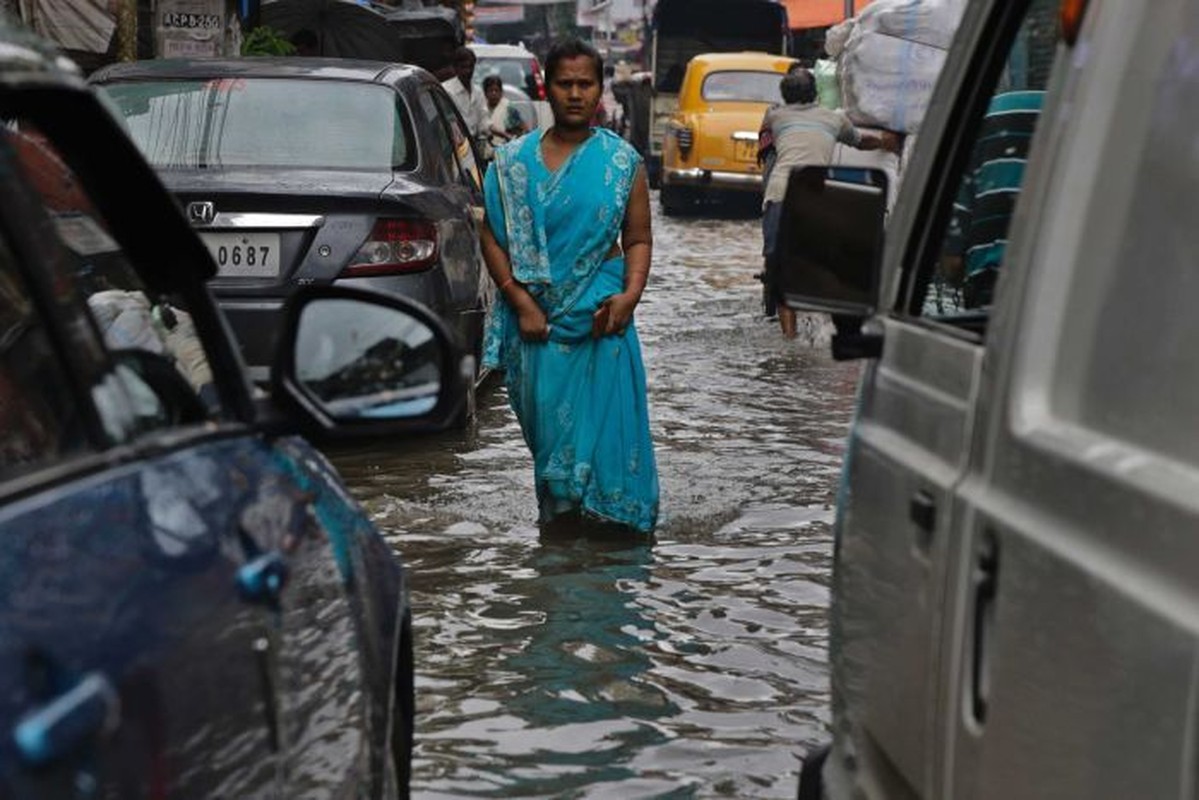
[660,52,797,214]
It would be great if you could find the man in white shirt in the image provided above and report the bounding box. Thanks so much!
[442,46,490,141]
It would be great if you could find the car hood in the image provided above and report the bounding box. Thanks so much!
[156,167,409,200]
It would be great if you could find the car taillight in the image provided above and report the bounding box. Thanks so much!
[532,59,546,100]
[343,219,438,277]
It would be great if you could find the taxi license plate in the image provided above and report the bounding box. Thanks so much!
[733,138,758,163]
[200,232,280,278]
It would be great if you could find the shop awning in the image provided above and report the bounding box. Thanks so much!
[781,0,872,29]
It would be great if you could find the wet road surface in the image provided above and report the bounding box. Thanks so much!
[330,199,862,798]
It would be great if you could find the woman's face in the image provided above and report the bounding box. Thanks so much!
[547,55,601,130]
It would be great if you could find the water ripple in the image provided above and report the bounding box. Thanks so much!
[330,200,860,798]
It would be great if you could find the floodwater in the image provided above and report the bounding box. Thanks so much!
[330,201,863,798]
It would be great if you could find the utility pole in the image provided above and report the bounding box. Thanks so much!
[116,0,137,61]
[844,0,855,20]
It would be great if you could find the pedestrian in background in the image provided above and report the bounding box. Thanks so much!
[483,74,527,156]
[479,38,659,535]
[759,69,897,337]
[442,45,489,141]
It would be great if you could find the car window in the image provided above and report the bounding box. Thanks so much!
[4,118,222,440]
[474,57,536,98]
[421,88,461,184]
[101,79,414,171]
[915,0,1060,326]
[701,70,785,103]
[430,90,483,195]
[0,232,90,482]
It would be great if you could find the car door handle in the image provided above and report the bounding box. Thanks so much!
[237,551,289,608]
[13,673,120,766]
[970,532,1000,725]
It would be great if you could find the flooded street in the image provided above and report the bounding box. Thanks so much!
[330,200,862,798]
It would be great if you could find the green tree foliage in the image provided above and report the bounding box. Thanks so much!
[241,26,296,56]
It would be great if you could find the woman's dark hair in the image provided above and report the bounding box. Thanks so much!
[544,38,604,85]
[482,74,503,91]
[780,70,817,105]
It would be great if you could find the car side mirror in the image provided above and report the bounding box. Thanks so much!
[271,286,469,438]
[775,165,888,319]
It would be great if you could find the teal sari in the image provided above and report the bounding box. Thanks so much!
[483,128,659,534]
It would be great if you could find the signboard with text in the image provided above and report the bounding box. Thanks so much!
[156,0,225,58]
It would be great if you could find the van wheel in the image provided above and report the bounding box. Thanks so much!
[660,185,693,216]
[797,744,829,800]
[391,614,415,800]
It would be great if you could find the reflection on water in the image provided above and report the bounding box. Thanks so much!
[330,199,861,798]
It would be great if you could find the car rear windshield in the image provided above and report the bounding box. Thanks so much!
[474,58,534,93]
[100,79,413,170]
[701,71,784,104]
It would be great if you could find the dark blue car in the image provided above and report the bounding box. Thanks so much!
[0,23,466,799]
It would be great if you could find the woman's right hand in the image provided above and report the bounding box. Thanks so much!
[514,298,550,342]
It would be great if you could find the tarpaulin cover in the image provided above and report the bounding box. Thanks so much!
[838,0,964,132]
[781,0,871,30]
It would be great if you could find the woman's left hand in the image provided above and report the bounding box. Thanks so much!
[593,292,639,338]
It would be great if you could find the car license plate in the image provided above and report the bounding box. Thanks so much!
[733,138,758,163]
[200,232,280,278]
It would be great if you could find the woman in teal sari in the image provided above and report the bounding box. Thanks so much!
[480,39,659,534]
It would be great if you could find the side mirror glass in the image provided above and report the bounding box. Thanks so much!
[293,298,443,421]
[775,166,889,317]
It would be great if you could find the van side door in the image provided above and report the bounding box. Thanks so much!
[823,0,1060,797]
[945,2,1199,796]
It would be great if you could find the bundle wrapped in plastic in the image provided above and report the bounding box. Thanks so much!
[824,19,855,58]
[839,0,966,133]
[858,0,960,49]
[814,59,841,109]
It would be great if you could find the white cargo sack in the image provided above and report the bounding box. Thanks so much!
[824,18,854,58]
[839,0,965,133]
[857,0,959,49]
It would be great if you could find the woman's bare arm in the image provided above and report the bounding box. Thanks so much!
[621,165,653,298]
[595,165,652,336]
[481,214,549,341]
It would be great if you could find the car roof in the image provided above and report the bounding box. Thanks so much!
[469,44,535,59]
[688,52,797,71]
[90,57,428,84]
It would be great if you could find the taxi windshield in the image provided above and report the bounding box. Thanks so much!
[99,78,412,170]
[701,70,784,104]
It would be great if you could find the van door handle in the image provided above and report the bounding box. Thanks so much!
[970,532,1000,725]
[909,490,936,550]
[13,673,120,766]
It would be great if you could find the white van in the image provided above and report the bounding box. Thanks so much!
[775,0,1199,797]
